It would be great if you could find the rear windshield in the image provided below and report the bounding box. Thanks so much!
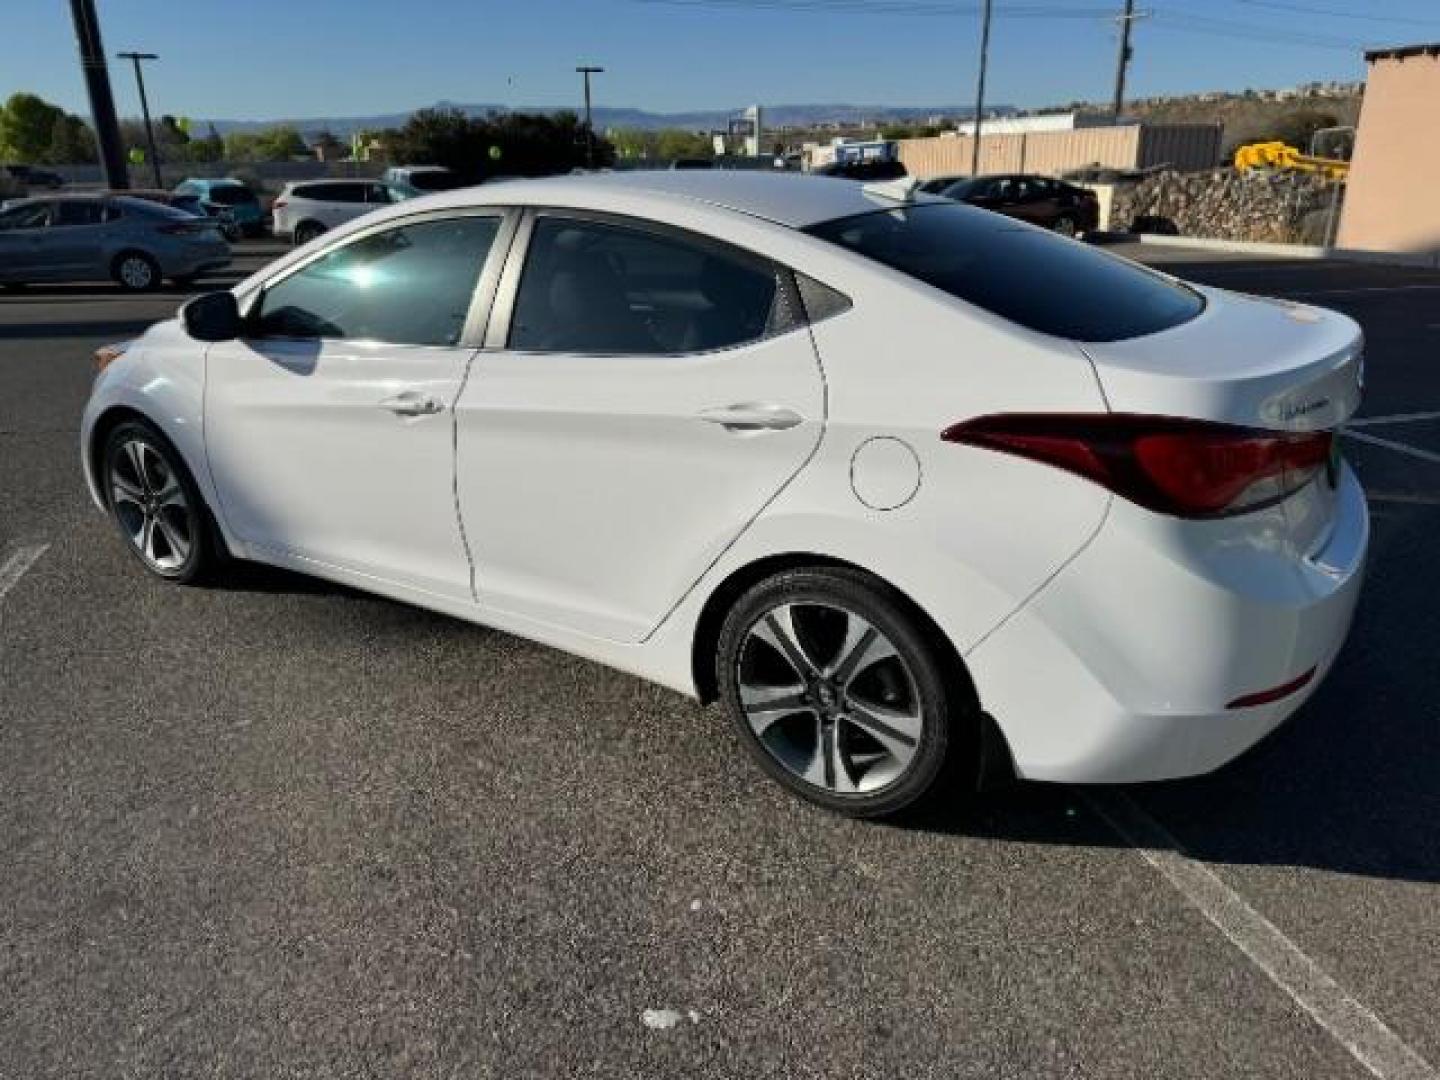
[208,185,257,205]
[804,202,1203,342]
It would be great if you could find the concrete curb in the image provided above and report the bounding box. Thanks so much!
[1127,233,1440,269]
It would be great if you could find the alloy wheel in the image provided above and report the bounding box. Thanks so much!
[117,255,156,290]
[736,602,924,795]
[108,438,194,572]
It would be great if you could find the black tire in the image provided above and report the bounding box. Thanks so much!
[111,250,161,292]
[100,419,218,585]
[293,221,325,246]
[716,566,979,819]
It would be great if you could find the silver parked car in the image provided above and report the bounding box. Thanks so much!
[0,194,231,292]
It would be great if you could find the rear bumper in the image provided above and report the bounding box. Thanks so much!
[968,466,1368,782]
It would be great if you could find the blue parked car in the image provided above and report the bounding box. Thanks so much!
[172,178,265,237]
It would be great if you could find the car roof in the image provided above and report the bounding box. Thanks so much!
[414,170,949,229]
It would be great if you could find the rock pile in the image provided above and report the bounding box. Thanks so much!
[1108,168,1341,244]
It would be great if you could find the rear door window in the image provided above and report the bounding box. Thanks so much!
[805,202,1203,342]
[508,215,794,355]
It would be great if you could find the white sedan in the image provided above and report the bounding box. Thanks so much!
[81,171,1368,818]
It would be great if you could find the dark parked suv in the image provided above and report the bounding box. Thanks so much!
[921,173,1100,236]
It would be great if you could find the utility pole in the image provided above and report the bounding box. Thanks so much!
[118,52,163,188]
[970,0,993,176]
[576,65,604,169]
[1111,0,1148,124]
[68,0,128,189]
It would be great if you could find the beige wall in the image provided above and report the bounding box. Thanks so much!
[897,124,1218,179]
[1338,50,1440,253]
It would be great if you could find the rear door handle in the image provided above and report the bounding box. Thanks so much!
[699,403,805,432]
[379,391,445,417]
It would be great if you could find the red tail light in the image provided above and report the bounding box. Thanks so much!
[157,220,209,236]
[942,414,1334,518]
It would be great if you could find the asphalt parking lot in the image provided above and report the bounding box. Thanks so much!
[2,239,1438,1078]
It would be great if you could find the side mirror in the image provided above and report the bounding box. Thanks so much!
[181,290,242,342]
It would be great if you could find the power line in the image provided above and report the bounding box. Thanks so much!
[1229,0,1438,27]
[629,0,1117,19]
[1150,10,1373,52]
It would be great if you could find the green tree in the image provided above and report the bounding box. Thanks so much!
[253,125,306,160]
[385,107,612,179]
[654,128,711,160]
[186,122,224,163]
[47,113,95,164]
[1,92,66,161]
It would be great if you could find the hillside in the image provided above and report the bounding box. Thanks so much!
[1079,91,1362,153]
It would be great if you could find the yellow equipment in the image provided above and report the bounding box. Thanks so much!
[1233,141,1349,180]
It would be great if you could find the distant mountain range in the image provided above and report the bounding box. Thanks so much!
[201,101,1017,138]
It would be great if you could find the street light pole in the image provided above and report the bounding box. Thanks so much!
[68,0,128,189]
[970,0,992,176]
[118,51,163,188]
[576,65,604,169]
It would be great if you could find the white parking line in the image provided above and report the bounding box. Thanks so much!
[1341,429,1440,466]
[1084,791,1438,1080]
[1348,411,1440,429]
[0,544,49,604]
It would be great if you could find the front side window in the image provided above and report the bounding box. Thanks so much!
[509,216,789,355]
[0,203,51,230]
[806,202,1203,342]
[252,215,501,347]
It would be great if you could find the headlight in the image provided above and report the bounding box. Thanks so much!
[94,340,132,374]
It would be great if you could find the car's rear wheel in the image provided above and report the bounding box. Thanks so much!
[112,251,160,292]
[293,221,325,246]
[716,567,977,818]
[101,420,215,584]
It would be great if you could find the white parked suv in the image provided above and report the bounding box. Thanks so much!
[270,179,416,245]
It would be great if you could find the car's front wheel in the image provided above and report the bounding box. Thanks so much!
[101,420,215,584]
[716,566,978,818]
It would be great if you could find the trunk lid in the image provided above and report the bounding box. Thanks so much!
[1078,285,1364,432]
[1079,285,1364,557]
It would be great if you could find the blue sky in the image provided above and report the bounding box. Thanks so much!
[5,0,1439,121]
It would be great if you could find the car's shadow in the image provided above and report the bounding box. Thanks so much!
[902,497,1440,886]
[196,497,1439,886]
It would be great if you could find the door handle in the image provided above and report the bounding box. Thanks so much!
[698,403,804,432]
[379,391,445,417]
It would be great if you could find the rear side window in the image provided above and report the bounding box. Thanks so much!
[509,216,793,355]
[253,215,500,346]
[805,202,1203,342]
